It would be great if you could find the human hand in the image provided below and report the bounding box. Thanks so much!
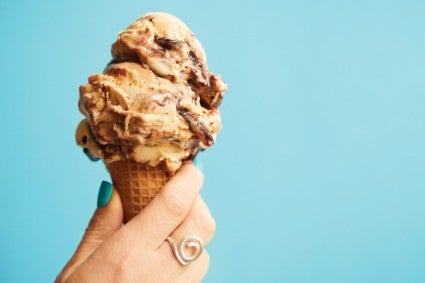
[55,162,216,283]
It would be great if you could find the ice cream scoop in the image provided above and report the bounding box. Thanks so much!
[76,12,226,222]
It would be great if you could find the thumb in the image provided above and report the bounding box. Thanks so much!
[79,181,124,255]
[56,181,123,283]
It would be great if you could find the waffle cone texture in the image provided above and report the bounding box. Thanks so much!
[106,160,171,223]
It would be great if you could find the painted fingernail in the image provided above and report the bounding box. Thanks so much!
[83,148,100,162]
[193,155,204,171]
[97,181,113,208]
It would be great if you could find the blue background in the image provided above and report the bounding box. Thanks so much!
[1,0,424,282]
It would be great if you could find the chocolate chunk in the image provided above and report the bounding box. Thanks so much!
[154,36,183,50]
[188,50,200,65]
[81,135,88,145]
[104,58,139,72]
[177,107,214,147]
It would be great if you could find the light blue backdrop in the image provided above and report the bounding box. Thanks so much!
[1,0,424,282]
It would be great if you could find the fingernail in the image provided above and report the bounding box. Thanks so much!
[193,155,204,171]
[97,181,113,208]
[83,148,100,162]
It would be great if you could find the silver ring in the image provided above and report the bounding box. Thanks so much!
[166,235,204,266]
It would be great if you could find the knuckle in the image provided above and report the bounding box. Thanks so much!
[193,167,204,188]
[160,190,188,218]
[114,259,130,281]
[204,216,216,237]
[183,162,204,187]
[203,250,210,267]
[83,220,113,246]
[108,245,133,281]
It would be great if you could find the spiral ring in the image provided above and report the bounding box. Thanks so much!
[166,235,204,266]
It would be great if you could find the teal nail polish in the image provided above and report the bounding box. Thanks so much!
[193,155,204,171]
[97,181,113,208]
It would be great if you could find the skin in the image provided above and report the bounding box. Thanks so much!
[56,162,216,283]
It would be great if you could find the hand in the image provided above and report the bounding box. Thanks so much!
[55,162,216,283]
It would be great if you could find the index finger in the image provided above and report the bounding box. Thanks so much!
[122,162,204,248]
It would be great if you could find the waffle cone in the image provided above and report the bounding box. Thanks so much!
[106,160,171,223]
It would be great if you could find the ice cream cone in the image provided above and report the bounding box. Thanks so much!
[106,160,171,223]
[76,13,226,224]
